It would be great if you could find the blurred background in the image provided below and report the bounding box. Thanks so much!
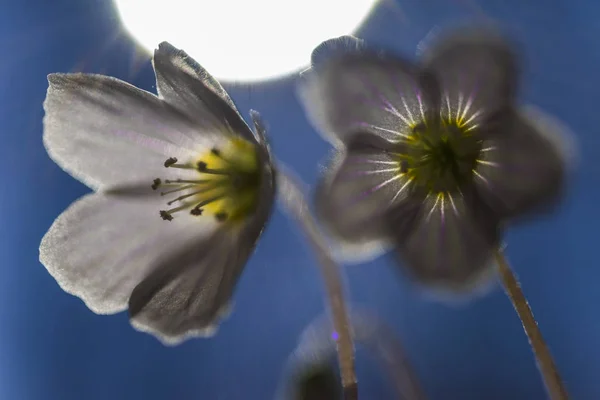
[1,0,599,399]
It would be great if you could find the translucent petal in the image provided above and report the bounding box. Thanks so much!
[39,186,216,315]
[316,134,416,255]
[298,50,439,147]
[128,160,275,345]
[473,106,576,220]
[43,73,219,190]
[309,35,367,70]
[388,189,501,290]
[420,28,518,128]
[152,42,256,142]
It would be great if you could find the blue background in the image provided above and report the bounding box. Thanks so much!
[1,0,599,399]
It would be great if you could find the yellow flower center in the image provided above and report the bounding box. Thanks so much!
[395,119,483,194]
[153,137,261,224]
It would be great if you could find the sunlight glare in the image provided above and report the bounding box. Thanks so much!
[114,0,378,81]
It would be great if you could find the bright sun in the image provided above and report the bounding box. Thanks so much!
[114,0,378,82]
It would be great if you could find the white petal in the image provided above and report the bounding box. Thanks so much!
[420,27,518,127]
[315,134,413,262]
[298,51,438,147]
[473,106,576,220]
[128,177,275,345]
[388,189,501,291]
[152,42,256,143]
[43,73,223,190]
[39,187,217,315]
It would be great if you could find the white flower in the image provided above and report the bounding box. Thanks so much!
[40,42,275,345]
[298,31,575,291]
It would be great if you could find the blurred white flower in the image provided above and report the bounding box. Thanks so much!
[298,31,575,292]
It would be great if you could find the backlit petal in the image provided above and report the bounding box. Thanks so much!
[298,50,439,147]
[388,189,501,290]
[473,106,575,220]
[316,133,417,257]
[39,186,217,315]
[128,156,275,345]
[152,42,256,143]
[43,73,220,190]
[420,28,518,128]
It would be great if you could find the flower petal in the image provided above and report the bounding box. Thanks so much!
[298,50,439,146]
[387,189,501,290]
[128,157,276,345]
[473,106,575,220]
[315,133,416,257]
[39,186,217,315]
[43,73,218,190]
[152,42,256,142]
[309,35,367,69]
[420,28,518,127]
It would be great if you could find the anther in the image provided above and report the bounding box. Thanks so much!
[164,157,195,169]
[164,157,178,167]
[211,147,234,165]
[160,184,194,196]
[196,161,231,175]
[151,178,162,190]
[159,210,173,221]
[159,204,190,221]
[215,212,228,222]
[400,160,409,173]
[190,207,204,216]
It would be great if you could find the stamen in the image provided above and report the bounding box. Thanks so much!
[190,207,203,216]
[160,184,195,196]
[151,178,161,190]
[167,187,225,206]
[400,160,409,173]
[159,203,190,221]
[164,178,224,185]
[164,157,178,167]
[189,195,226,216]
[211,147,236,166]
[164,157,195,169]
[196,161,232,175]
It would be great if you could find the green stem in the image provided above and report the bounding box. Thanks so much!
[277,169,358,400]
[494,249,569,400]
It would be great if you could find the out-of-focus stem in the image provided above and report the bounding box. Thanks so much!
[350,312,427,400]
[494,249,569,400]
[277,170,358,400]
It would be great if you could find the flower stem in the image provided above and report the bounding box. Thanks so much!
[349,311,427,400]
[494,248,569,400]
[276,169,358,399]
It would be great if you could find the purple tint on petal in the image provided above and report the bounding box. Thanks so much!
[339,170,377,179]
[331,331,339,341]
[350,121,370,129]
[356,73,396,112]
[114,129,194,158]
[355,92,384,110]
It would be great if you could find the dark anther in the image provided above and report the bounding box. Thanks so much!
[400,160,409,173]
[215,212,228,222]
[151,178,162,190]
[159,210,173,221]
[197,161,208,171]
[164,157,178,167]
[211,148,221,156]
[190,207,204,216]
